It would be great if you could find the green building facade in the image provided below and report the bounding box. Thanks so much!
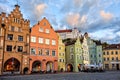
[64,38,83,72]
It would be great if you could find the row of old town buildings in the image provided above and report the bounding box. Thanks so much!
[0,5,120,75]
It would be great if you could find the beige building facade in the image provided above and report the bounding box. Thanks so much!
[103,44,120,70]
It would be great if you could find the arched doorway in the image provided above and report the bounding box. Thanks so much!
[32,60,41,73]
[23,67,29,74]
[46,61,53,73]
[78,64,81,72]
[4,58,20,72]
[67,64,73,72]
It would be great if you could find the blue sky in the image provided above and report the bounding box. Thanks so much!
[0,0,120,44]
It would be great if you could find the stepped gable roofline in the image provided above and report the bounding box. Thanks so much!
[55,29,72,33]
[103,44,120,50]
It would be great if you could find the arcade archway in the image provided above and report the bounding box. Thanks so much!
[4,58,20,72]
[46,61,53,73]
[67,64,73,72]
[32,60,41,72]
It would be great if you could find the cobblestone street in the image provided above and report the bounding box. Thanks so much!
[0,71,120,80]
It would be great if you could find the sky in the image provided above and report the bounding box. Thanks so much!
[0,0,120,44]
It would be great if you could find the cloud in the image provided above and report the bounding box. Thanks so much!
[100,10,113,21]
[89,28,117,42]
[64,12,87,28]
[34,3,47,20]
[65,13,80,26]
[0,3,10,13]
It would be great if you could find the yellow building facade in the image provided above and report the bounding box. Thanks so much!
[103,44,120,70]
[58,34,65,72]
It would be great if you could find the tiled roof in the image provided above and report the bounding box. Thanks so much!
[55,29,72,33]
[103,44,120,50]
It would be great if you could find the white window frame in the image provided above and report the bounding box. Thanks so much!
[31,48,36,55]
[70,47,73,52]
[39,27,43,32]
[45,29,49,33]
[45,39,50,45]
[70,54,74,59]
[52,40,56,45]
[31,36,36,42]
[39,37,43,44]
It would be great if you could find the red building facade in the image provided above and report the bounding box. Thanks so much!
[30,18,58,73]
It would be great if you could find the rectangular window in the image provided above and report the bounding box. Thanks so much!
[116,51,118,55]
[39,27,43,32]
[11,26,14,31]
[18,27,22,32]
[31,48,36,55]
[59,59,62,62]
[103,52,105,55]
[70,54,73,59]
[38,48,42,55]
[59,53,61,56]
[112,57,114,60]
[59,47,61,50]
[7,45,12,51]
[63,59,65,62]
[18,35,23,41]
[45,39,50,45]
[111,51,113,55]
[52,50,56,56]
[107,51,109,55]
[45,49,49,56]
[52,40,56,45]
[18,46,23,52]
[31,36,36,42]
[70,47,73,52]
[45,29,50,33]
[38,38,43,44]
[7,34,13,40]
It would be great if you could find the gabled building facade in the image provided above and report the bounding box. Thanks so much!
[82,36,90,65]
[58,34,65,72]
[64,38,83,72]
[85,33,103,67]
[30,18,58,73]
[0,5,30,75]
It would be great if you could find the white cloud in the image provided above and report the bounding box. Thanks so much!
[89,28,116,41]
[65,12,87,28]
[34,3,47,19]
[65,12,80,26]
[73,0,83,7]
[80,15,87,24]
[100,10,113,21]
[116,31,120,37]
